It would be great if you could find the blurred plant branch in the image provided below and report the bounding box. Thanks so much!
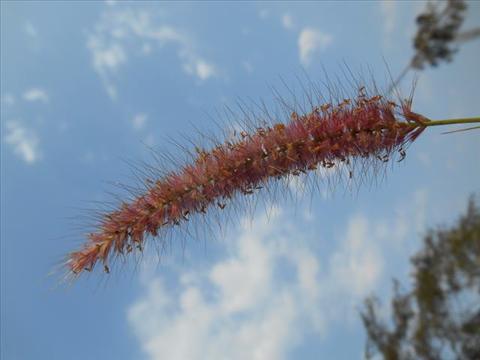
[361,195,480,360]
[391,0,479,91]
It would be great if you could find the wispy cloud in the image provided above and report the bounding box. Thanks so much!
[23,88,49,103]
[4,121,40,164]
[184,59,216,81]
[298,28,333,66]
[87,40,126,99]
[87,7,218,100]
[90,42,126,72]
[128,205,389,359]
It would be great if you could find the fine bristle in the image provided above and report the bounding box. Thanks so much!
[67,80,428,278]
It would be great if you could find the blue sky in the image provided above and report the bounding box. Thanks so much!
[1,1,479,359]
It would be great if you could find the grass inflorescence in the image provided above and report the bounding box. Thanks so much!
[64,74,479,279]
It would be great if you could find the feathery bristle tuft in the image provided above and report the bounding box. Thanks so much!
[67,84,428,278]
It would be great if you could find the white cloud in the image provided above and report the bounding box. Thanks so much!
[88,8,218,99]
[329,215,383,298]
[4,121,40,164]
[132,113,147,130]
[298,28,333,66]
[89,41,126,73]
[281,13,294,30]
[196,60,216,80]
[128,204,391,359]
[128,210,317,360]
[23,88,49,103]
[184,59,217,81]
[209,226,273,314]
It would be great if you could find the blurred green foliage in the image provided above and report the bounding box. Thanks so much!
[361,196,480,360]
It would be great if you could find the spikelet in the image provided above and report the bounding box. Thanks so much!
[66,84,429,277]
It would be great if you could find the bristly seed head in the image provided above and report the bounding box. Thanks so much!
[67,86,428,277]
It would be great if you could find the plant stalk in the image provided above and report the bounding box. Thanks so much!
[423,117,480,127]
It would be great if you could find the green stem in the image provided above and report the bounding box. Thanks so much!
[423,117,480,127]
